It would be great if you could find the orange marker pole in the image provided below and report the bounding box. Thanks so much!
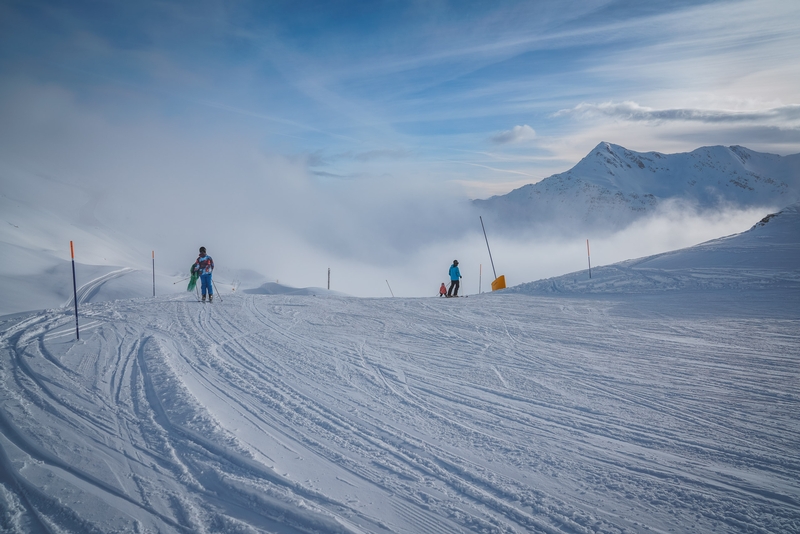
[70,241,80,340]
[152,251,156,297]
[587,239,592,279]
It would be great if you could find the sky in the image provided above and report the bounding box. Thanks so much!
[1,0,799,297]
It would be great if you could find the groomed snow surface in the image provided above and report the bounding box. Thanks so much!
[2,289,799,534]
[1,206,798,533]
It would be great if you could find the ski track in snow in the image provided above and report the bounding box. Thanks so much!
[0,291,799,533]
[64,267,138,308]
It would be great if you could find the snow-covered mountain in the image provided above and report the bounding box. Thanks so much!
[510,202,800,294]
[475,142,800,234]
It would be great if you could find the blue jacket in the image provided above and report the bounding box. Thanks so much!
[194,254,214,275]
[449,264,461,281]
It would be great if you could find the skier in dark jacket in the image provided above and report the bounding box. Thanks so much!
[447,260,461,297]
[193,246,214,302]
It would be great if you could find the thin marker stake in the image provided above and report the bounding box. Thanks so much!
[480,216,497,279]
[152,250,156,297]
[587,239,592,279]
[70,241,80,340]
[386,280,394,297]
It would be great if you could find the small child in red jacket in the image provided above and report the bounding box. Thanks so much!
[439,283,447,297]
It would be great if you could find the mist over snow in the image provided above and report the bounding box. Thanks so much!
[1,82,796,312]
[0,80,479,305]
[510,202,800,294]
[467,202,774,292]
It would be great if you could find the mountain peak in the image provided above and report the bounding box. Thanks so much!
[474,143,800,234]
[592,141,623,152]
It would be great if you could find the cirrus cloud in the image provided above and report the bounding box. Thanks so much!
[556,101,800,125]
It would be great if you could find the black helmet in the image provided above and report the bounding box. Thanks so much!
[199,246,206,254]
[453,260,459,265]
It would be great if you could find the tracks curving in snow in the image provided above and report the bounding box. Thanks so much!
[64,267,137,308]
[0,291,798,533]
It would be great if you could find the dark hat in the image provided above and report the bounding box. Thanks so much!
[453,260,459,265]
[199,246,206,254]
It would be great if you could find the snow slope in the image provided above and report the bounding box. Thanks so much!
[510,203,800,294]
[475,143,800,233]
[1,289,799,533]
[0,203,799,533]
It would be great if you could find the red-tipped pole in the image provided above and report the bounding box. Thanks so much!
[587,239,592,279]
[70,241,80,340]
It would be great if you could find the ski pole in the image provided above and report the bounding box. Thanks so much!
[212,279,223,302]
[174,276,191,284]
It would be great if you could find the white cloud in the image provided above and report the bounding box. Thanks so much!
[490,124,536,144]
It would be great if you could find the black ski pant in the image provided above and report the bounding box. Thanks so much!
[448,279,460,297]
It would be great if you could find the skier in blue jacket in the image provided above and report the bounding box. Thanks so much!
[447,260,462,297]
[193,246,215,302]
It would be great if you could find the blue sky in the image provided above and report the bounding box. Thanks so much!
[1,0,799,295]
[2,0,798,197]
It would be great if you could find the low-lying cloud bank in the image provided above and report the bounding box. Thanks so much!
[1,82,784,302]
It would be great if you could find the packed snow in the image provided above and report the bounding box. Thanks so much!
[1,205,799,532]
